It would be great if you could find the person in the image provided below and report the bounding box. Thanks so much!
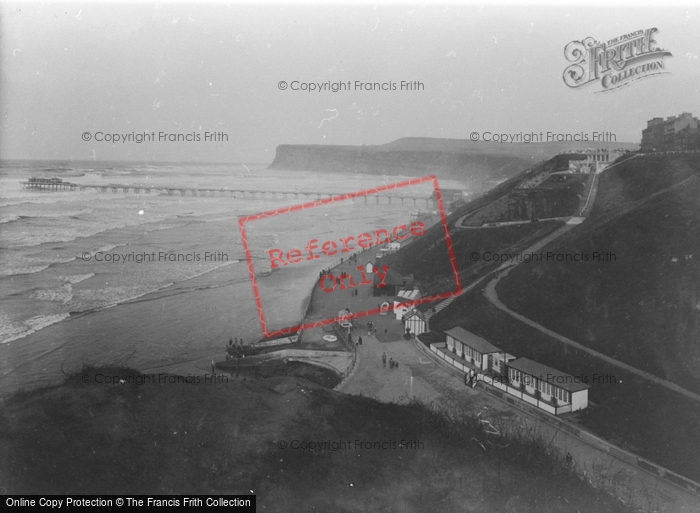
[382,352,387,367]
[211,360,216,374]
[389,357,394,369]
[358,335,363,345]
[395,361,399,369]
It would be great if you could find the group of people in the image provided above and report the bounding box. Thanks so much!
[381,351,399,369]
[225,338,244,360]
[319,268,334,279]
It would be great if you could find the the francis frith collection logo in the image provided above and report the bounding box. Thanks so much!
[563,28,672,93]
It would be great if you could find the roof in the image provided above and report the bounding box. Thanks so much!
[395,289,420,301]
[444,327,502,354]
[507,358,590,392]
[373,267,403,287]
[403,308,425,320]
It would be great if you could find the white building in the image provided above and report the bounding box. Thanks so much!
[403,308,431,336]
[569,149,626,174]
[504,358,590,414]
[393,289,421,320]
[444,327,512,375]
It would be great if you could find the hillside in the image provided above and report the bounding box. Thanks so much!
[497,153,700,393]
[269,137,637,188]
[0,366,632,512]
[421,152,700,482]
[381,153,586,292]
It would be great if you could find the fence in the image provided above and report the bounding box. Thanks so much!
[418,340,700,496]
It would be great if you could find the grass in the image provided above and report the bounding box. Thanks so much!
[430,288,700,483]
[384,152,700,483]
[0,364,635,511]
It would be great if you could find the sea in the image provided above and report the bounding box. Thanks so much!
[0,160,464,396]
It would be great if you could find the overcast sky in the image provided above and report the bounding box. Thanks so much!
[1,2,698,163]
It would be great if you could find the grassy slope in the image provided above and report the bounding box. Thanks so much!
[393,153,700,481]
[497,154,700,392]
[429,289,700,482]
[0,366,632,512]
[383,155,578,292]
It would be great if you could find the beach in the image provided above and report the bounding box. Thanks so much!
[0,160,463,396]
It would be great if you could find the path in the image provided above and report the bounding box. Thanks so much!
[484,270,700,403]
[482,164,700,403]
[338,332,700,512]
[337,160,700,510]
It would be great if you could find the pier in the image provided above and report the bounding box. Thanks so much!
[20,179,435,206]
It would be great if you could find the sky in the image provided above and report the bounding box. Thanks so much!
[1,2,698,163]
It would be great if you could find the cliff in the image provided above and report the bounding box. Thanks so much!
[269,137,638,187]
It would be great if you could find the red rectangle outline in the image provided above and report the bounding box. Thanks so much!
[237,175,461,339]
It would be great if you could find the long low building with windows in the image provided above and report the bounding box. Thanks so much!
[428,327,591,416]
[444,326,512,376]
[501,358,590,415]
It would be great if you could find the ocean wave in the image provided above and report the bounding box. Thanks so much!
[58,273,95,285]
[0,207,95,224]
[0,214,21,224]
[0,313,71,345]
[31,283,73,303]
[0,259,241,344]
[0,254,78,277]
[0,264,52,277]
[85,244,127,256]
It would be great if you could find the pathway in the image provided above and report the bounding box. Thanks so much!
[337,330,700,512]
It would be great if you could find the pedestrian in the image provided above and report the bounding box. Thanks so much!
[382,352,387,367]
[395,361,399,369]
[211,360,216,374]
[358,335,363,345]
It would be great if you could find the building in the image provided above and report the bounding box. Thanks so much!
[402,307,432,336]
[393,288,421,320]
[641,117,665,151]
[568,148,626,174]
[641,112,699,151]
[427,329,591,416]
[675,126,700,151]
[444,327,512,375]
[372,267,403,296]
[504,358,590,415]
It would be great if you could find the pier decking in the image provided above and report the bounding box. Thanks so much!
[20,179,434,205]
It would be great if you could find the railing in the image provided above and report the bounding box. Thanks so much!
[420,341,700,496]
